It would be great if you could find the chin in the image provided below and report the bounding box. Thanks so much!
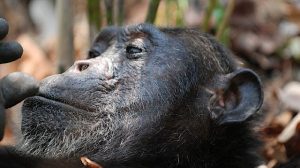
[18,96,115,159]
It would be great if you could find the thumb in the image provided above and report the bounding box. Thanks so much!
[0,72,39,108]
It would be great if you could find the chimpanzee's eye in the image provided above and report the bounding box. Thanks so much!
[126,46,142,55]
[88,49,101,59]
[126,45,144,59]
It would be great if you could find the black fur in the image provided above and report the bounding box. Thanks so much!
[0,24,263,168]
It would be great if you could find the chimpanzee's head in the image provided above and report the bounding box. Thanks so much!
[20,24,263,167]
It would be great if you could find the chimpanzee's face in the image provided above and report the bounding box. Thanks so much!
[19,24,195,159]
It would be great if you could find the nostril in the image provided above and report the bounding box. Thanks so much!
[77,63,89,72]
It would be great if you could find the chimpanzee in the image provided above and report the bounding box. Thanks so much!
[1,23,264,168]
[0,18,38,140]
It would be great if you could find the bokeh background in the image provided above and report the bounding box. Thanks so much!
[1,0,300,167]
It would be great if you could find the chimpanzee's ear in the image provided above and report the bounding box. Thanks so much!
[212,68,263,125]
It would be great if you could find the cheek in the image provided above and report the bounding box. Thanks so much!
[114,60,145,92]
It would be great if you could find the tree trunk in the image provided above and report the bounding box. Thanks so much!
[56,0,74,73]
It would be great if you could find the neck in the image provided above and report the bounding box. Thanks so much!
[91,94,261,168]
[95,116,260,168]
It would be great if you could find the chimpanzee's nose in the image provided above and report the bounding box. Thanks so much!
[74,60,90,72]
[68,58,114,79]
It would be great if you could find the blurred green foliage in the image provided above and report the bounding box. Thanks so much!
[87,0,234,45]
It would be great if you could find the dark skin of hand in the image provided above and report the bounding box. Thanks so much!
[0,18,39,140]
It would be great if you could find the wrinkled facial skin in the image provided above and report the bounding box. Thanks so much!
[19,24,195,160]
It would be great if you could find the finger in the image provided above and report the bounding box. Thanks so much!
[0,72,39,108]
[0,41,23,63]
[0,18,8,40]
[80,157,103,168]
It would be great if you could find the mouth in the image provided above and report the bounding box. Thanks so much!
[25,95,90,113]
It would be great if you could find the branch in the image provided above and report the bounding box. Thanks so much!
[202,0,218,32]
[145,0,161,24]
[216,0,235,40]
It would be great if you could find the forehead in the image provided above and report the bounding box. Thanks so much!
[93,24,167,44]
